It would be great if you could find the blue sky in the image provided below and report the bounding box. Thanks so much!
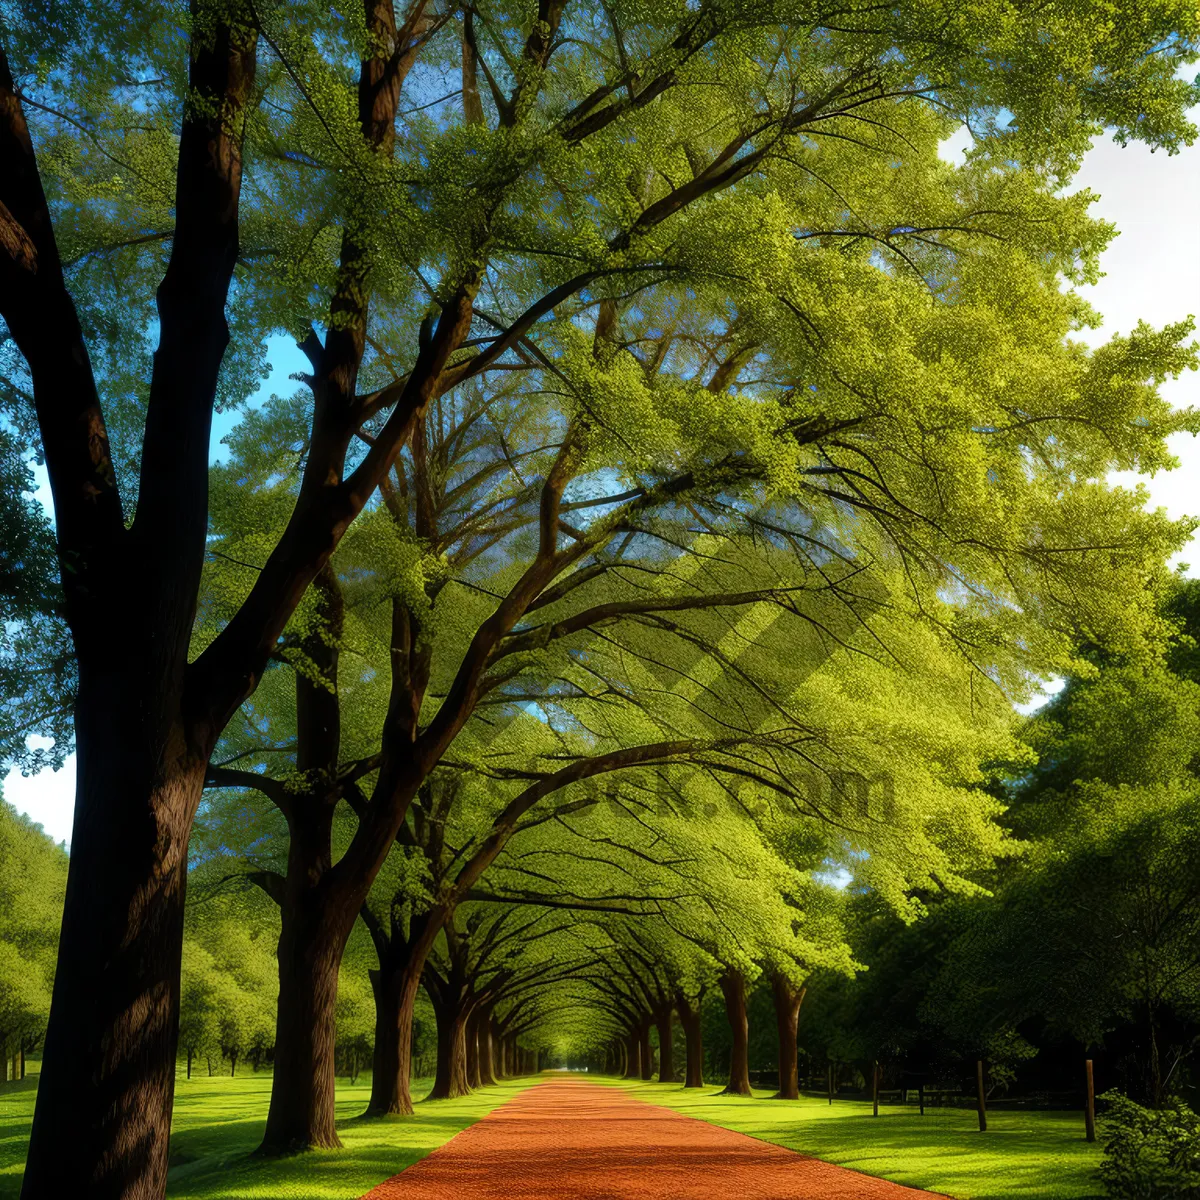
[5,118,1200,846]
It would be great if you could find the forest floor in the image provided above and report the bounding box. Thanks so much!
[622,1078,1105,1200]
[362,1077,950,1198]
[0,1070,528,1199]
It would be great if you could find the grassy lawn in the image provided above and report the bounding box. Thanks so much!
[615,1080,1106,1200]
[0,1069,529,1200]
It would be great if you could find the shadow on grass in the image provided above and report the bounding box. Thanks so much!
[1,1071,529,1200]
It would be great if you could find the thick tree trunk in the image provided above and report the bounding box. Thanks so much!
[366,958,423,1116]
[639,1022,654,1080]
[655,1007,676,1083]
[623,1029,641,1079]
[429,993,471,1099]
[720,970,752,1096]
[259,884,348,1154]
[771,974,806,1100]
[676,994,704,1088]
[366,909,445,1117]
[20,727,204,1200]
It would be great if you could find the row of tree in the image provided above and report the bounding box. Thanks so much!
[1,0,1198,1196]
[187,583,1200,1127]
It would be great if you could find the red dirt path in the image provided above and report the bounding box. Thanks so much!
[361,1078,949,1199]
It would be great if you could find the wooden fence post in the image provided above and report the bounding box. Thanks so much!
[918,1083,925,1116]
[975,1060,987,1132]
[1085,1059,1096,1143]
[828,1062,833,1105]
[873,1061,880,1117]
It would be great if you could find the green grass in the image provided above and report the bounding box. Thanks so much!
[613,1080,1106,1200]
[0,1069,529,1200]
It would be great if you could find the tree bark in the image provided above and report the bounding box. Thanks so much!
[259,874,349,1154]
[771,974,806,1100]
[428,991,471,1099]
[365,904,447,1116]
[720,970,752,1096]
[676,993,704,1088]
[21,748,203,1199]
[655,1006,676,1083]
[366,956,422,1116]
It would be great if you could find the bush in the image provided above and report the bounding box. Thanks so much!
[1099,1090,1200,1199]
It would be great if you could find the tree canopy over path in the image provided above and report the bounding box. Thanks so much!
[2,0,1199,1197]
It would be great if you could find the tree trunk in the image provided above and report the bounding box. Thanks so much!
[366,907,445,1117]
[720,970,752,1096]
[639,1022,654,1081]
[258,806,352,1156]
[429,993,471,1099]
[259,920,345,1152]
[477,1010,496,1086]
[655,1007,676,1083]
[771,974,806,1100]
[676,994,704,1089]
[489,1017,504,1079]
[229,1051,237,1078]
[20,733,204,1200]
[623,1029,641,1079]
[465,1007,482,1090]
[186,1048,193,1080]
[366,957,423,1116]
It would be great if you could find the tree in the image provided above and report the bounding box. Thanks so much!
[0,799,68,1080]
[4,0,1198,1191]
[932,655,1200,1107]
[178,895,278,1079]
[178,942,221,1080]
[0,432,73,775]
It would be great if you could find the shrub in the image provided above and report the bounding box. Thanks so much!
[1099,1090,1200,1199]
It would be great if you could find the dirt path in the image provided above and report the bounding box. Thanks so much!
[361,1078,949,1199]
